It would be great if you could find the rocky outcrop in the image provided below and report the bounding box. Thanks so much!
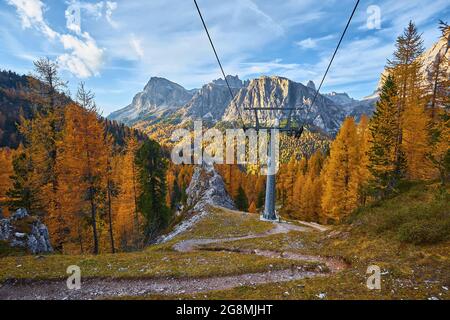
[186,165,236,212]
[0,208,52,254]
[155,165,235,244]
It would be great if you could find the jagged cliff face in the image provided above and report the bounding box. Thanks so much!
[325,91,377,121]
[223,76,345,134]
[108,77,195,125]
[180,75,244,121]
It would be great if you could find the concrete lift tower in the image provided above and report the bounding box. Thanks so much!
[244,105,304,221]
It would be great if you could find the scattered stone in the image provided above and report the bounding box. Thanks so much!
[317,293,326,299]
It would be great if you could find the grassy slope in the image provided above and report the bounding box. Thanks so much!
[149,182,450,300]
[0,207,304,282]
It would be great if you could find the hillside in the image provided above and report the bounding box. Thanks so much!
[0,70,147,149]
[0,179,448,300]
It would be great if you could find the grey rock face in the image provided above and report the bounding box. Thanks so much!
[155,165,235,244]
[181,75,244,121]
[223,76,345,134]
[108,77,194,125]
[306,80,316,91]
[186,165,236,212]
[325,91,377,121]
[0,208,52,254]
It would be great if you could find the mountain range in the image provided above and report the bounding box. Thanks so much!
[108,33,449,140]
[108,75,376,136]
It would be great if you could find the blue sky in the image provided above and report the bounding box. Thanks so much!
[1,0,448,116]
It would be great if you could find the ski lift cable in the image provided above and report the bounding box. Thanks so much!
[309,0,360,109]
[193,0,247,130]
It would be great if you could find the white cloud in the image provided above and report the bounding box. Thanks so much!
[130,34,144,59]
[58,32,104,78]
[65,1,117,34]
[7,0,105,78]
[7,0,57,39]
[105,1,118,28]
[296,38,316,49]
[295,35,335,50]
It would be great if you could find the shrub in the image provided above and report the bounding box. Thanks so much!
[0,240,25,257]
[398,220,450,245]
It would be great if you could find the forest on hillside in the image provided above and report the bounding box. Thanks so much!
[0,59,194,254]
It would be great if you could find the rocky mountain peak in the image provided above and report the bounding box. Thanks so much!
[212,75,243,88]
[306,80,316,91]
[108,77,194,125]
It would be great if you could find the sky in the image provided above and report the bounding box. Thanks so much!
[1,0,449,116]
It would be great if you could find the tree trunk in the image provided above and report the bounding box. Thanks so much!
[107,180,116,254]
[89,190,99,254]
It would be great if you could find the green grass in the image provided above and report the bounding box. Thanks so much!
[177,207,274,240]
[348,182,450,244]
[0,240,26,258]
[0,249,314,283]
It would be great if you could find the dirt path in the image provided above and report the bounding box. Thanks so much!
[0,269,321,300]
[173,221,346,274]
[0,216,345,300]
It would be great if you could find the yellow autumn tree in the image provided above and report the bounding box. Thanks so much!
[56,92,109,254]
[356,115,372,204]
[248,201,257,213]
[112,135,142,250]
[321,117,360,222]
[0,147,14,215]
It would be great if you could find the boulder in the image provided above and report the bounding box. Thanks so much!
[0,208,52,254]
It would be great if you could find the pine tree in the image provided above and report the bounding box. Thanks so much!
[292,173,305,219]
[428,110,450,184]
[321,117,360,222]
[105,137,118,254]
[387,21,425,180]
[402,94,433,180]
[135,139,170,240]
[427,21,449,121]
[7,151,38,212]
[56,84,109,254]
[234,185,249,212]
[368,75,405,198]
[256,180,265,210]
[0,148,14,204]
